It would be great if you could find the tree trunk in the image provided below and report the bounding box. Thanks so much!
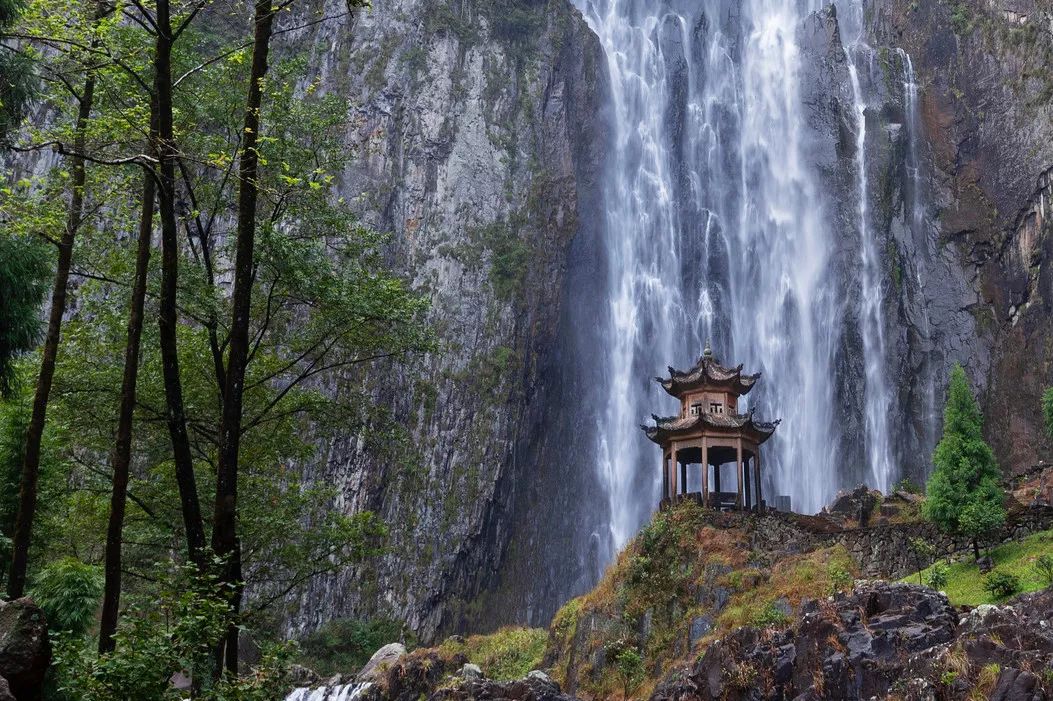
[6,12,102,597]
[973,538,981,561]
[212,0,277,673]
[154,0,206,568]
[98,163,155,653]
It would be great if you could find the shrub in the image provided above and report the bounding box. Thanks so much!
[29,557,103,637]
[984,571,1020,599]
[608,641,644,700]
[926,561,949,591]
[828,566,852,594]
[297,617,410,676]
[751,601,790,628]
[1035,554,1053,586]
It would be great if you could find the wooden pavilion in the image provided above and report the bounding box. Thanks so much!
[642,343,780,511]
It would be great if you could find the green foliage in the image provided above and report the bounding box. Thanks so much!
[438,627,547,681]
[983,570,1021,599]
[54,563,293,701]
[0,235,50,396]
[909,537,938,585]
[924,365,1006,547]
[1042,387,1053,440]
[474,220,530,301]
[751,601,790,627]
[28,556,102,636]
[297,617,411,676]
[926,561,949,590]
[606,639,644,700]
[950,2,972,34]
[895,477,923,495]
[828,565,853,594]
[1034,554,1053,586]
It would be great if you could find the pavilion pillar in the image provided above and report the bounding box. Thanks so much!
[754,450,763,512]
[736,440,744,510]
[671,444,679,503]
[680,461,687,496]
[714,463,721,495]
[701,443,709,508]
[662,452,670,501]
[744,456,751,509]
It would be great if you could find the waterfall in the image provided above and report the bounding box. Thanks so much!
[572,0,930,553]
[846,40,895,494]
[284,682,372,701]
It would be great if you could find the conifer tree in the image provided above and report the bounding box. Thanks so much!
[924,363,1006,560]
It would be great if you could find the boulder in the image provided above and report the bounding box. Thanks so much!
[825,484,882,526]
[357,643,407,683]
[0,598,50,701]
[459,663,482,680]
[989,667,1041,701]
[526,670,554,686]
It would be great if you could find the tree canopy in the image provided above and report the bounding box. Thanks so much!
[923,363,1006,559]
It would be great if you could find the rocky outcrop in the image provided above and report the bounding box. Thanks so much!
[279,0,610,642]
[430,674,577,701]
[0,599,50,701]
[650,581,1053,701]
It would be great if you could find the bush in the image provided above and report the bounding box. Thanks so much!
[984,570,1020,599]
[926,562,949,591]
[1035,554,1053,586]
[606,640,644,700]
[828,566,852,594]
[297,617,410,676]
[29,557,103,637]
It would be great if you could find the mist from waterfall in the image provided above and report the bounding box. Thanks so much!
[572,0,926,552]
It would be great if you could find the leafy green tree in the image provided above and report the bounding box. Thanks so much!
[613,644,645,700]
[924,364,1006,560]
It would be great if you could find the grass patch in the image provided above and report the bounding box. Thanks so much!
[901,529,1053,605]
[438,627,546,680]
[715,545,858,633]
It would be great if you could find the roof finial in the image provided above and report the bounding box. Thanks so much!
[703,340,713,359]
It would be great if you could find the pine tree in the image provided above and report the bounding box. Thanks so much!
[924,363,1006,560]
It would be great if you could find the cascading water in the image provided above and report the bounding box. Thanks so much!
[284,682,372,701]
[843,17,896,494]
[573,0,920,552]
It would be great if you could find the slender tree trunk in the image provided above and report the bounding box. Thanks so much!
[154,0,206,567]
[98,163,155,654]
[212,0,277,673]
[973,538,981,561]
[6,24,100,598]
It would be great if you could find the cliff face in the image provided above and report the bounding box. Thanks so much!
[866,0,1053,473]
[280,0,1053,642]
[281,0,611,641]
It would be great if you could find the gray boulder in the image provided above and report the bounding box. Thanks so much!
[460,663,482,680]
[0,598,50,701]
[356,642,406,683]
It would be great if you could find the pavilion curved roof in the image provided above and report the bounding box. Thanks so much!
[641,409,780,445]
[656,345,762,397]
